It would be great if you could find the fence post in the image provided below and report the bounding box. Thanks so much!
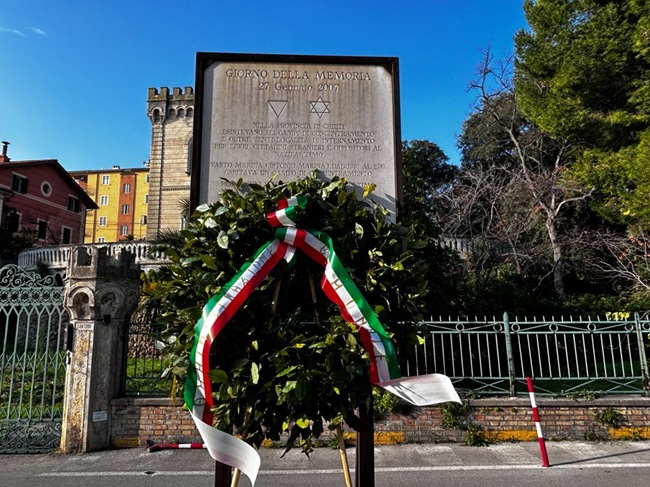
[634,312,649,394]
[60,246,140,453]
[503,312,516,396]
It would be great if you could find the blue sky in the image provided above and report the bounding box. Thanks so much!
[0,1,527,171]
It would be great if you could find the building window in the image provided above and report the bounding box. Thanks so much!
[140,215,148,225]
[144,193,148,204]
[146,173,150,183]
[68,196,80,212]
[99,216,108,227]
[62,227,72,244]
[41,181,52,197]
[100,195,109,206]
[120,225,129,236]
[8,211,20,233]
[98,237,106,243]
[186,137,193,174]
[121,204,130,215]
[37,220,47,240]
[11,174,28,193]
[123,183,131,194]
[102,175,110,185]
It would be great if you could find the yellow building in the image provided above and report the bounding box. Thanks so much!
[70,166,149,243]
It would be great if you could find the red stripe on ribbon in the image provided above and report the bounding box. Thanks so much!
[267,211,282,228]
[357,327,380,384]
[200,242,290,423]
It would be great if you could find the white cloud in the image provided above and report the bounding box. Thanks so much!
[0,27,25,36]
[30,27,46,36]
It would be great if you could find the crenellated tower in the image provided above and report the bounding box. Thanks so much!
[146,87,194,238]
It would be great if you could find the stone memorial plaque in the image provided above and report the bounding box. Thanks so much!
[191,53,402,216]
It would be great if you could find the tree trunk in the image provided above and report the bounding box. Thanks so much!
[545,216,565,298]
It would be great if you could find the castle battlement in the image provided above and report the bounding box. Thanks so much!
[148,86,194,101]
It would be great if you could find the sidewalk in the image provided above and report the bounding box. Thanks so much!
[3,440,650,477]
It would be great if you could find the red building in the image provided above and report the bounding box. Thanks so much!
[0,142,97,246]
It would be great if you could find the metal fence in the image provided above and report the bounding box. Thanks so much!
[405,313,650,397]
[0,265,68,453]
[123,319,173,396]
[123,313,650,398]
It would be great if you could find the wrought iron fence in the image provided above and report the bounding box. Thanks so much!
[122,319,173,396]
[123,312,650,398]
[0,265,68,453]
[405,313,650,397]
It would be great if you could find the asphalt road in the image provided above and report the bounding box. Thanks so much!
[3,441,650,487]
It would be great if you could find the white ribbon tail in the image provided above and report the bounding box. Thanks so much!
[190,411,261,485]
[379,374,461,406]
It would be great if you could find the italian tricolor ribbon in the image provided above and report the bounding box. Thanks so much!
[185,196,460,485]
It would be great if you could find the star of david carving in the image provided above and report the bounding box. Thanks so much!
[309,97,331,118]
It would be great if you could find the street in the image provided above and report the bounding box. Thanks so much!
[3,441,650,487]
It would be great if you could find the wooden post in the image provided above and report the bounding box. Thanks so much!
[231,468,241,487]
[214,461,232,486]
[355,394,375,487]
[337,425,353,487]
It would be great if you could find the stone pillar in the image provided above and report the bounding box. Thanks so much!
[60,246,140,453]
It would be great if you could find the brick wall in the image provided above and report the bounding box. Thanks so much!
[111,396,650,448]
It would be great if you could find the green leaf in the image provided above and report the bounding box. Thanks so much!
[200,254,217,270]
[277,365,299,378]
[217,230,229,249]
[208,369,228,383]
[181,256,200,266]
[231,358,250,370]
[410,239,428,249]
[282,380,297,393]
[362,183,376,198]
[296,375,307,400]
[250,362,259,384]
[296,417,309,428]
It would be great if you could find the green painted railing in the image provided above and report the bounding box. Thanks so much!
[124,312,650,398]
[0,265,68,453]
[122,319,173,397]
[405,313,650,397]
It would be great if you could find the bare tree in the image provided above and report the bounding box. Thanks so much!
[453,49,594,298]
[587,231,650,294]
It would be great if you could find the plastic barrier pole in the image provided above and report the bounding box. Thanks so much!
[526,376,550,467]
